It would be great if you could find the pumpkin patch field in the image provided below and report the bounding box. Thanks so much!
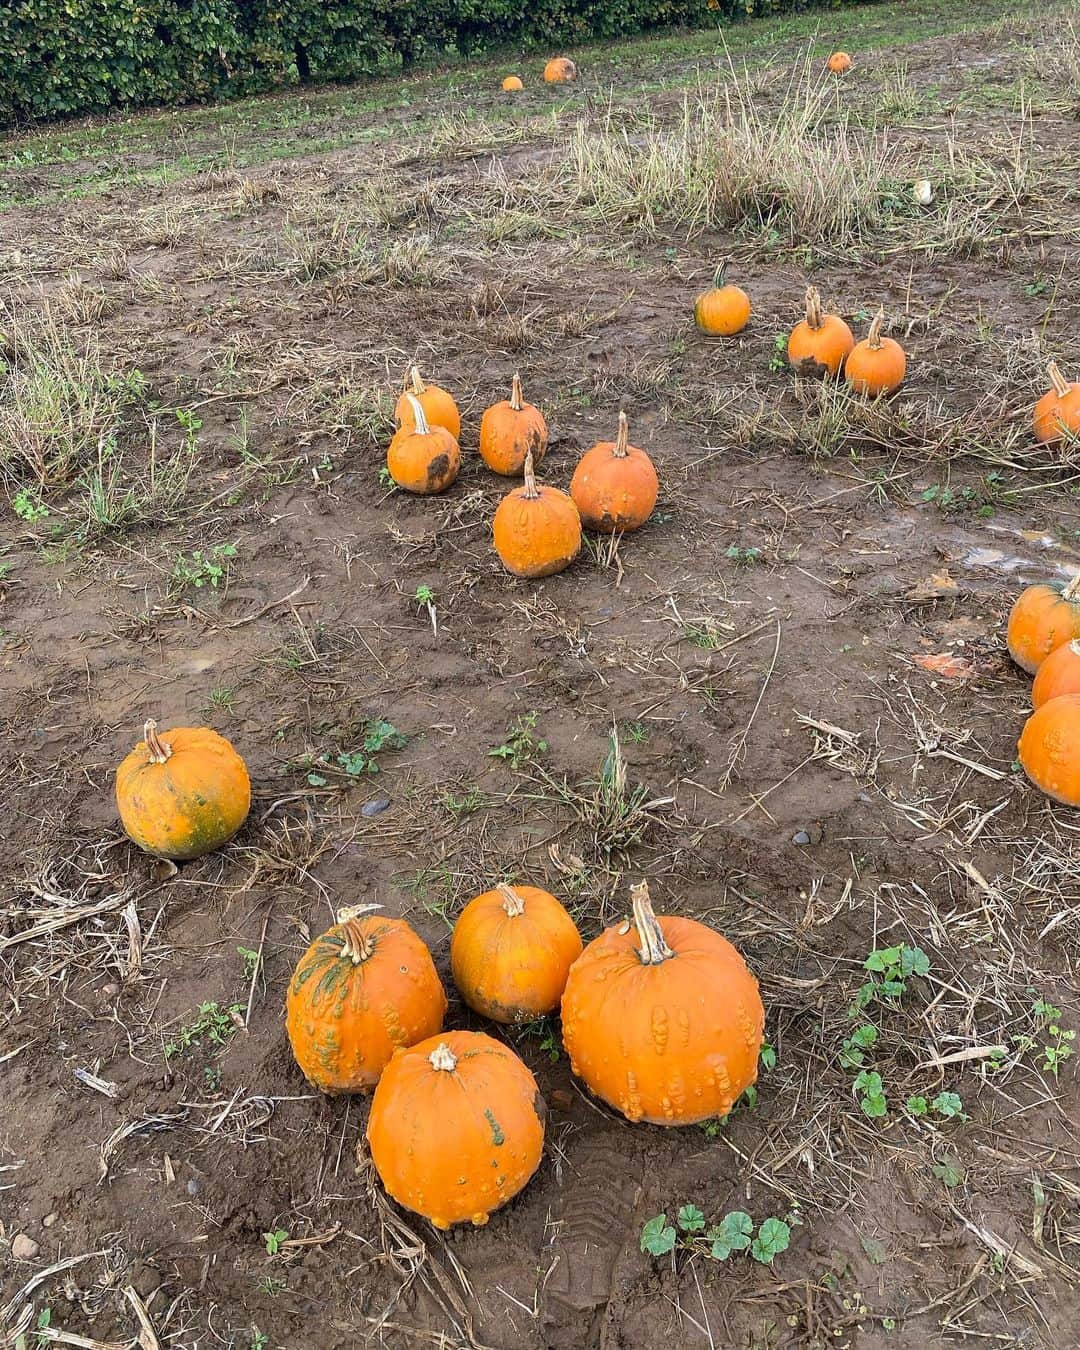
[4,0,1080,1345]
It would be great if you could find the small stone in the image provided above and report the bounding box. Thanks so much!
[361,797,391,818]
[186,1178,200,1196]
[12,1234,40,1261]
[792,831,811,846]
[42,1213,58,1228]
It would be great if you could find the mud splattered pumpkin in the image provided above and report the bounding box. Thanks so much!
[387,393,460,494]
[787,286,854,378]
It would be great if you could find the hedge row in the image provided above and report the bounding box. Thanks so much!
[0,1,868,125]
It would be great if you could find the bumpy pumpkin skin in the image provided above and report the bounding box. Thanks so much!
[544,57,577,84]
[1033,363,1080,445]
[286,915,446,1094]
[451,884,583,1023]
[367,1030,546,1228]
[1018,694,1080,807]
[394,366,461,441]
[493,452,581,578]
[116,722,250,860]
[561,883,764,1126]
[1007,575,1080,674]
[845,309,905,396]
[479,374,548,476]
[387,394,461,494]
[1032,639,1080,709]
[694,276,751,336]
[787,287,854,378]
[570,410,658,533]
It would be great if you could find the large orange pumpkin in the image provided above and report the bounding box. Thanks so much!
[286,913,446,1094]
[569,411,658,533]
[479,373,548,476]
[116,720,250,860]
[544,57,577,84]
[492,450,581,577]
[561,882,764,1125]
[367,1030,545,1228]
[387,394,460,494]
[845,308,906,396]
[394,365,461,441]
[787,286,854,378]
[1018,694,1080,807]
[1032,639,1080,708]
[694,266,751,336]
[1033,362,1080,445]
[1006,572,1080,674]
[450,883,582,1023]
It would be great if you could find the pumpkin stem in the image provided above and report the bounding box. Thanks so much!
[510,372,524,412]
[612,410,630,459]
[630,881,675,966]
[1047,361,1070,399]
[429,1042,457,1072]
[712,261,728,290]
[522,450,541,500]
[497,882,526,917]
[339,919,375,964]
[866,307,885,351]
[404,392,431,437]
[143,719,172,765]
[1063,569,1080,602]
[408,365,426,397]
[805,286,824,331]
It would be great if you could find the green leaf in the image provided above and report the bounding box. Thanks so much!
[932,1092,965,1119]
[932,1159,964,1187]
[677,1204,705,1233]
[709,1209,753,1259]
[906,1095,929,1117]
[902,946,930,977]
[760,1044,776,1071]
[864,946,902,973]
[640,1215,676,1256]
[750,1217,791,1264]
[307,772,328,787]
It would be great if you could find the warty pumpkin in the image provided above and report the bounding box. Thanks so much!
[116,720,250,860]
[787,286,854,378]
[387,393,460,494]
[544,57,577,84]
[450,883,582,1023]
[1032,639,1080,709]
[827,51,853,73]
[1018,694,1080,807]
[570,410,658,533]
[845,308,906,396]
[492,450,581,577]
[367,1030,545,1228]
[561,881,764,1125]
[394,365,461,441]
[1033,362,1080,445]
[1007,571,1080,674]
[502,76,524,92]
[286,912,446,1094]
[479,373,548,476]
[694,265,751,336]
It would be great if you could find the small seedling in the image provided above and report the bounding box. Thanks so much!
[906,1091,966,1120]
[12,490,49,522]
[489,711,546,769]
[165,1001,243,1058]
[725,543,763,567]
[378,466,395,489]
[413,584,438,636]
[932,1158,964,1187]
[850,944,930,1016]
[263,1229,289,1256]
[515,1017,561,1063]
[768,333,787,372]
[1032,999,1075,1078]
[853,1069,887,1118]
[439,787,485,818]
[238,946,262,981]
[840,1023,878,1069]
[170,542,238,592]
[249,1333,269,1350]
[641,1207,791,1266]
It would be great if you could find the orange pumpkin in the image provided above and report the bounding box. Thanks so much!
[1032,639,1080,708]
[845,308,906,396]
[450,883,582,1023]
[492,450,581,577]
[1018,694,1080,807]
[367,1030,545,1228]
[502,76,524,92]
[544,57,577,84]
[827,51,853,73]
[787,286,854,378]
[479,373,548,476]
[116,720,250,860]
[569,410,658,533]
[561,881,764,1125]
[394,365,461,441]
[286,913,446,1094]
[387,394,460,494]
[694,265,751,336]
[1033,362,1080,445]
[1006,572,1080,674]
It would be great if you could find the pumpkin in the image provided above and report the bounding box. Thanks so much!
[502,76,524,92]
[561,881,764,1125]
[451,883,582,1023]
[1032,639,1080,708]
[845,308,906,396]
[394,365,461,441]
[116,720,250,860]
[827,51,853,73]
[569,410,658,533]
[367,1030,545,1228]
[387,394,460,494]
[1007,571,1080,674]
[1033,362,1080,445]
[492,450,581,577]
[787,286,854,378]
[694,265,751,336]
[1018,694,1080,807]
[544,57,577,84]
[286,913,446,1094]
[479,373,548,476]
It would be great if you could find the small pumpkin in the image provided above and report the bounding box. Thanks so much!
[493,450,581,577]
[394,365,461,441]
[544,57,577,84]
[787,286,854,378]
[1018,694,1080,807]
[845,307,906,396]
[116,720,250,860]
[387,394,460,494]
[570,410,658,533]
[1007,571,1080,674]
[451,883,582,1023]
[479,373,548,476]
[1032,639,1080,708]
[502,75,524,92]
[286,912,446,1094]
[694,265,751,336]
[561,881,764,1126]
[1033,362,1080,445]
[367,1030,545,1228]
[827,51,853,73]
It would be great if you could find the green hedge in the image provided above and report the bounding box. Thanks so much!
[0,1,865,124]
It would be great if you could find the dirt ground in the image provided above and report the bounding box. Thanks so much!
[2,1,1080,1346]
